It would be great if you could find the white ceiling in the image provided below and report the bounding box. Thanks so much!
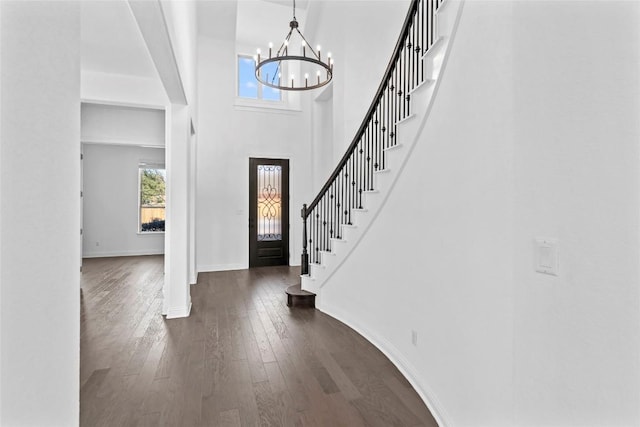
[81,0,312,79]
[81,0,159,79]
[197,0,310,47]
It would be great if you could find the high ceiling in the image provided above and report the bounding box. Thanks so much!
[197,0,310,47]
[81,0,159,79]
[81,0,312,80]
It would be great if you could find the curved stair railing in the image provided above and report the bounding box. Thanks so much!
[301,0,445,275]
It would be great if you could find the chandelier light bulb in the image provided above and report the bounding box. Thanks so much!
[327,52,332,58]
[268,42,273,48]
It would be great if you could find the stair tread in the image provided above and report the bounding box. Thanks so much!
[286,284,316,308]
[285,284,316,296]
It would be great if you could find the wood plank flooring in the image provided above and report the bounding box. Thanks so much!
[80,256,438,426]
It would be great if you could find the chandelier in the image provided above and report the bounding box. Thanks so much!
[255,0,333,91]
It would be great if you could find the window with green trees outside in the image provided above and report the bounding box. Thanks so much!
[139,166,166,232]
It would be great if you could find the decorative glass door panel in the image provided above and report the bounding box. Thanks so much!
[249,158,289,267]
[257,165,282,241]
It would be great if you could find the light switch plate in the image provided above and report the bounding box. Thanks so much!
[535,237,559,276]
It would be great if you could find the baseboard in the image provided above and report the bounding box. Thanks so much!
[190,272,198,285]
[318,303,453,427]
[83,249,164,258]
[197,263,247,272]
[165,302,191,319]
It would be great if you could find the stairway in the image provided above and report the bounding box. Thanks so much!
[301,0,463,302]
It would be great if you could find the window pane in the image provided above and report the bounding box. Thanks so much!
[261,61,281,101]
[257,165,282,241]
[238,56,258,99]
[140,168,166,232]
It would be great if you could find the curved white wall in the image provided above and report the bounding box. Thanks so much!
[318,1,640,425]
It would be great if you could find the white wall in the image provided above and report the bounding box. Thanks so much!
[305,0,410,164]
[194,1,407,272]
[511,2,640,425]
[196,36,312,272]
[82,103,165,147]
[82,143,165,258]
[0,2,80,425]
[81,69,167,108]
[316,1,640,426]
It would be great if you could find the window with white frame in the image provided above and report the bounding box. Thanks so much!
[138,164,166,233]
[238,55,281,102]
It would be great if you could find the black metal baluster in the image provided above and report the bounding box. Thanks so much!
[382,84,387,152]
[411,10,420,89]
[385,83,390,149]
[391,70,396,146]
[409,22,414,92]
[431,0,435,48]
[332,181,337,240]
[366,121,372,190]
[318,197,323,258]
[314,204,318,264]
[329,185,334,247]
[318,202,322,259]
[320,193,331,252]
[401,41,406,120]
[405,34,411,117]
[421,0,425,57]
[358,140,364,209]
[350,155,355,220]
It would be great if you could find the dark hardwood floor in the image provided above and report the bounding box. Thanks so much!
[80,256,438,426]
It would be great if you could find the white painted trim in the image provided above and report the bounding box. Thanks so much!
[80,97,166,111]
[165,302,191,319]
[190,272,198,285]
[318,303,453,427]
[198,263,247,273]
[81,138,164,148]
[83,249,164,258]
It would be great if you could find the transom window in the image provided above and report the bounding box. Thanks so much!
[238,55,281,101]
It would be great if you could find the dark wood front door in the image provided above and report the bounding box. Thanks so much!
[249,158,289,267]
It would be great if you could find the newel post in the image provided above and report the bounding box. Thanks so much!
[301,204,309,275]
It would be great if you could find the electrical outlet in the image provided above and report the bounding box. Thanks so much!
[411,330,418,346]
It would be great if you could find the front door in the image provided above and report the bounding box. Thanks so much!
[249,158,289,267]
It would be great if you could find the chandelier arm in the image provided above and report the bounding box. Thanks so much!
[275,28,294,57]
[294,28,319,59]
